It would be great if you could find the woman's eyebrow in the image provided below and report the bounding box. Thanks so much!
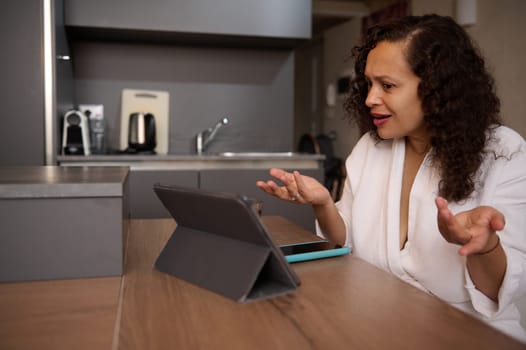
[365,74,398,82]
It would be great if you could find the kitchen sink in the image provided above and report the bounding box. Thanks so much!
[216,152,299,158]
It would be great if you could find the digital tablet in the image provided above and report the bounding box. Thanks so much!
[152,183,301,302]
[280,240,350,263]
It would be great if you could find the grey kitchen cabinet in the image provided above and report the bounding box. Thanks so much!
[199,168,324,232]
[128,169,198,218]
[65,0,311,46]
[0,0,73,166]
[127,167,323,227]
[58,154,325,221]
[1,0,45,165]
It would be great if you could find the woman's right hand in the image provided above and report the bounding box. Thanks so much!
[256,168,332,206]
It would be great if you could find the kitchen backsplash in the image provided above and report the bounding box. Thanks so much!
[72,41,295,154]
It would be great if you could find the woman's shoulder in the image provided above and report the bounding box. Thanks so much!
[492,125,525,143]
[487,125,526,156]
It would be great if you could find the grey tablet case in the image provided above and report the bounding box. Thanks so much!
[153,183,300,302]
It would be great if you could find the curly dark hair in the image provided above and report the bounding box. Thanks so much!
[344,14,502,202]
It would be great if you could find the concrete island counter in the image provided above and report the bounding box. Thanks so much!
[0,166,129,282]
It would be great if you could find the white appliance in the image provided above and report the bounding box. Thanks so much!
[62,110,91,155]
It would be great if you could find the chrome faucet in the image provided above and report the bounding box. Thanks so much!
[196,117,229,154]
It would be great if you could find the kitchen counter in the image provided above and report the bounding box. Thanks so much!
[0,166,129,281]
[57,153,325,170]
[0,166,129,198]
[55,154,325,227]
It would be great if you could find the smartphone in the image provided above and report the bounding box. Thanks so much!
[280,240,351,263]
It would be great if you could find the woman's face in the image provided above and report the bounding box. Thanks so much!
[364,41,427,141]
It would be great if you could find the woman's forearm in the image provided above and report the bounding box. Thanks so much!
[313,202,347,246]
[466,234,506,302]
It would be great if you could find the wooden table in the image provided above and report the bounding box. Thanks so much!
[1,217,524,349]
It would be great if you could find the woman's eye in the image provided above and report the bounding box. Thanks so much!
[382,83,394,90]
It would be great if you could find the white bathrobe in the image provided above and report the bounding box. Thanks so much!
[317,126,526,342]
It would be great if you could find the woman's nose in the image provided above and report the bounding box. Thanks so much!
[365,87,381,107]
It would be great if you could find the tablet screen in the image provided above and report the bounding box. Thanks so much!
[280,241,339,255]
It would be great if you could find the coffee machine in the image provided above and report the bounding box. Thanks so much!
[62,110,91,155]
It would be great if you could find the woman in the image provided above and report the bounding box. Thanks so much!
[257,14,526,342]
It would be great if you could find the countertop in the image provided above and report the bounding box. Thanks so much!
[57,153,325,170]
[0,166,129,198]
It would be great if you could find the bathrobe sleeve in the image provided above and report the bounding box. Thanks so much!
[464,127,526,317]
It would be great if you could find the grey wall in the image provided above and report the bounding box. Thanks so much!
[321,20,362,160]
[72,41,295,154]
[293,37,324,149]
[465,0,526,139]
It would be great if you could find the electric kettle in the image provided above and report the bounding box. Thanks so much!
[128,112,156,153]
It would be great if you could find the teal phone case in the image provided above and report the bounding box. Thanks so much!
[284,246,351,263]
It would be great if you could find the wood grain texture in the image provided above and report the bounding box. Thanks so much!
[116,218,526,350]
[117,218,311,350]
[0,277,121,350]
[1,217,523,349]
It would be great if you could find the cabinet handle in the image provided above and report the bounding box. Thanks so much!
[56,55,71,61]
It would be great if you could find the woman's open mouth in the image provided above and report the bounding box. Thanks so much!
[372,113,391,126]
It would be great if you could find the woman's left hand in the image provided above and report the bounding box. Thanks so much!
[435,197,505,256]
